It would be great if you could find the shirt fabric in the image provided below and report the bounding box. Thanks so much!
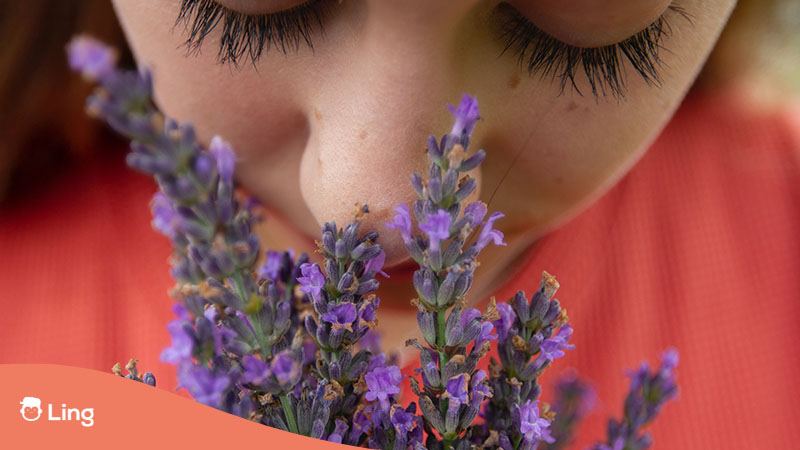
[1,90,798,448]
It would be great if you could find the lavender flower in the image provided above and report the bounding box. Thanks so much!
[538,324,575,363]
[241,355,270,384]
[178,364,231,409]
[364,365,403,410]
[66,35,117,81]
[160,303,194,364]
[419,209,451,252]
[321,303,357,332]
[591,349,680,450]
[150,192,182,239]
[271,350,301,387]
[298,263,325,303]
[476,211,507,252]
[518,400,555,446]
[444,373,470,409]
[544,371,596,450]
[259,250,283,281]
[386,204,413,244]
[448,93,480,137]
[209,136,235,183]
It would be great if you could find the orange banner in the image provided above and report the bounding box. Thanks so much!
[0,364,351,449]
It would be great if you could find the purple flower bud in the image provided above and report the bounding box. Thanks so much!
[444,373,470,409]
[464,201,487,227]
[459,149,486,172]
[448,94,480,137]
[363,249,389,278]
[160,304,194,363]
[270,350,300,388]
[258,250,282,281]
[493,302,516,342]
[518,400,554,445]
[461,308,482,325]
[327,418,349,443]
[661,348,679,372]
[66,35,117,81]
[142,372,156,387]
[297,263,325,303]
[390,404,416,434]
[419,209,451,252]
[471,370,492,399]
[150,192,182,239]
[209,135,235,183]
[358,296,380,324]
[386,204,413,244]
[476,212,506,252]
[321,303,357,332]
[539,324,575,362]
[242,355,270,384]
[364,365,404,411]
[177,364,231,409]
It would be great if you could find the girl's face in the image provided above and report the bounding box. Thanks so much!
[112,0,735,267]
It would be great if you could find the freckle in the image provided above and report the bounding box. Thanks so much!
[566,102,579,112]
[314,108,322,121]
[358,129,368,140]
[508,73,521,89]
[317,155,322,168]
[554,176,563,185]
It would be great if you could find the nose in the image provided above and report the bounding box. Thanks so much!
[297,1,483,266]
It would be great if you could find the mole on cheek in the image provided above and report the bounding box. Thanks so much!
[508,73,521,89]
[566,101,579,112]
[359,129,368,140]
[314,108,322,121]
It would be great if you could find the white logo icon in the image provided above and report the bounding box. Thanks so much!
[20,397,42,421]
[18,396,94,427]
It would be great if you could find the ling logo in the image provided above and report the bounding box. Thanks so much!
[18,396,94,427]
[20,397,42,421]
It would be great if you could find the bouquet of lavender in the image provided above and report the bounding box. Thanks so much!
[68,36,679,450]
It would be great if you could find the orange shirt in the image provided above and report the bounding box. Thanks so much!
[2,90,799,448]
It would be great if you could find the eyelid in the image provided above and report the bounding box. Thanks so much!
[507,0,676,48]
[495,2,693,98]
[175,0,330,66]
[213,0,309,15]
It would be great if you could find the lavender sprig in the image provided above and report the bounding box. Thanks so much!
[67,34,409,445]
[589,349,680,450]
[68,34,310,423]
[387,95,508,450]
[542,371,596,450]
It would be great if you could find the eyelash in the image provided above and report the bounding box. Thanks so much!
[175,0,691,99]
[174,0,330,66]
[496,2,692,98]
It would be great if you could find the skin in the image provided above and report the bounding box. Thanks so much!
[112,0,736,355]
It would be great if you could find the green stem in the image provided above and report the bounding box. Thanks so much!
[280,395,300,435]
[443,438,452,450]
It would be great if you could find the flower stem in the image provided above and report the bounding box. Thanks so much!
[280,394,299,435]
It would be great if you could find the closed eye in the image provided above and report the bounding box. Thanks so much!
[174,0,332,67]
[494,2,693,99]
